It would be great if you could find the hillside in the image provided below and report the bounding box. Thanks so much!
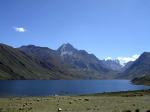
[1,43,150,80]
[120,52,150,79]
[0,43,73,79]
[132,76,150,86]
[101,59,123,71]
[0,43,119,79]
[19,43,117,79]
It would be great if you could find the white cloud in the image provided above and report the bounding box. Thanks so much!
[105,54,140,66]
[105,57,112,60]
[117,54,140,66]
[13,27,27,32]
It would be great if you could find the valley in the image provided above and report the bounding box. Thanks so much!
[0,43,150,84]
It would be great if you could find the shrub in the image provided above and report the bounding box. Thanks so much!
[135,109,139,112]
[122,110,131,112]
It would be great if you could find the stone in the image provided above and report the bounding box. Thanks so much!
[58,107,62,112]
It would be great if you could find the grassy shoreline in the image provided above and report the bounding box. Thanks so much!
[0,90,150,112]
[81,89,150,96]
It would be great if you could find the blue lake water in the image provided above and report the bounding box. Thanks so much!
[0,80,150,96]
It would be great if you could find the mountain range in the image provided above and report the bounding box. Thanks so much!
[0,43,150,81]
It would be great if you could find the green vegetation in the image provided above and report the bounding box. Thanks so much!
[0,90,150,112]
[83,89,150,96]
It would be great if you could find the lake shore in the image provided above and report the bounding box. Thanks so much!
[0,90,150,112]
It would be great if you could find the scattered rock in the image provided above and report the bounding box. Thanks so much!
[124,94,136,97]
[19,107,24,111]
[0,108,3,111]
[58,107,62,112]
[133,104,135,106]
[37,99,40,102]
[136,94,143,96]
[122,110,131,112]
[86,108,91,110]
[135,109,140,112]
[23,104,26,107]
[69,101,72,104]
[84,98,89,101]
[28,107,32,111]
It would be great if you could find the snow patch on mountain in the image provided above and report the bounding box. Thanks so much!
[60,51,73,56]
[105,54,140,66]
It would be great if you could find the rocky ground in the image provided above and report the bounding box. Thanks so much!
[0,90,150,112]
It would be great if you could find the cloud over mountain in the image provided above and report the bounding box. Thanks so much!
[105,54,140,66]
[117,54,140,65]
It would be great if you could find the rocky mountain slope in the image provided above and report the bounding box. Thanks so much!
[120,52,150,79]
[19,43,117,79]
[1,43,150,80]
[0,43,72,79]
[101,59,123,71]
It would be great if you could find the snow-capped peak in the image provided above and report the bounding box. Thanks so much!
[57,43,76,56]
[105,54,140,66]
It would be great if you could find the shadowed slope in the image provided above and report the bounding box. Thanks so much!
[0,43,72,79]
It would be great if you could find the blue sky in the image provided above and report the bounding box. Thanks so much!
[0,0,150,61]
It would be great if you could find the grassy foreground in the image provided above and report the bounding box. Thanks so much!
[0,90,150,112]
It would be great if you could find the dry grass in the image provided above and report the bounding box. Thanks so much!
[0,92,150,112]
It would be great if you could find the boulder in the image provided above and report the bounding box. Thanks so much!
[58,108,62,112]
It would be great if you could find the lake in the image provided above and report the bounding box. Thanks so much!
[0,80,150,96]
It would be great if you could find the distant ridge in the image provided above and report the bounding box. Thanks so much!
[19,43,118,79]
[0,43,150,81]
